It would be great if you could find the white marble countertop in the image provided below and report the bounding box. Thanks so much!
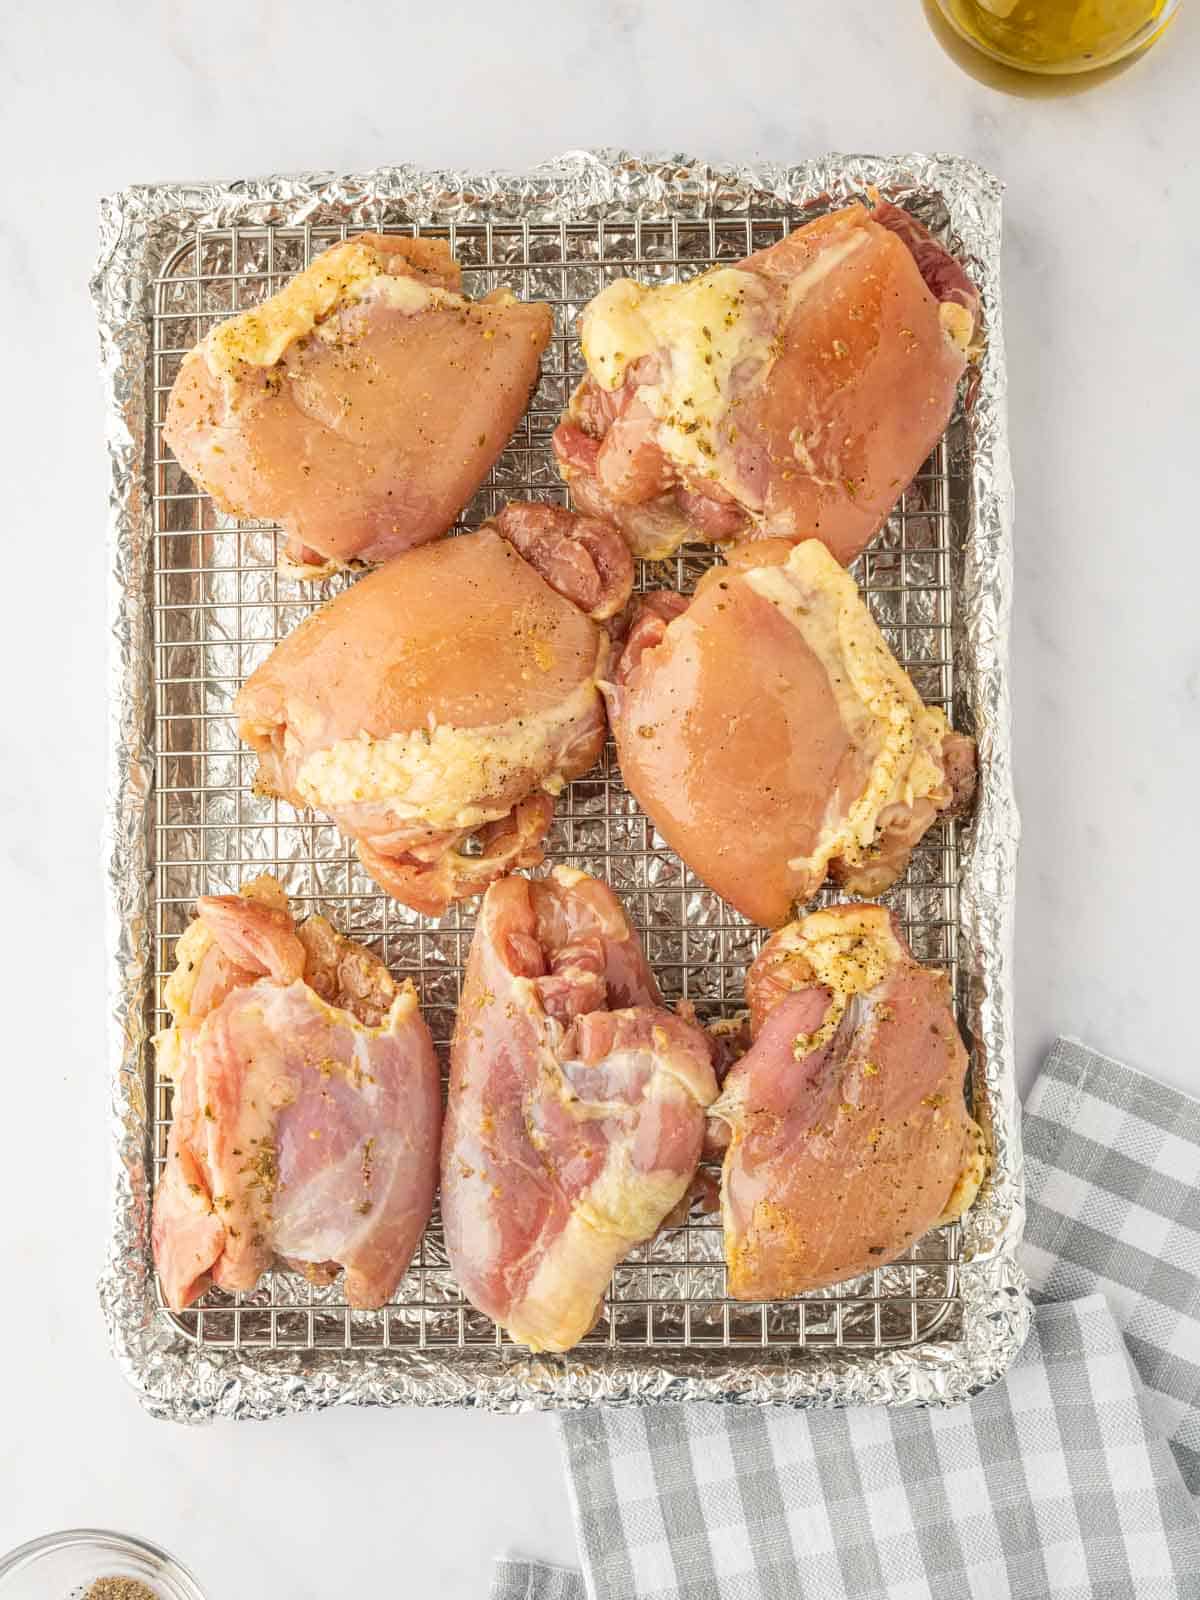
[1,3,1196,1594]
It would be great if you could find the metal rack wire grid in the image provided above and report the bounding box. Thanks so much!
[149,210,970,1357]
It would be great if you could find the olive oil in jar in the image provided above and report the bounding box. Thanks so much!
[933,0,1179,72]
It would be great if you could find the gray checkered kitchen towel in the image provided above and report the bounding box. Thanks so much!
[492,1038,1200,1600]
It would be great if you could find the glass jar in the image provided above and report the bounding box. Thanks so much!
[0,1530,206,1600]
[931,0,1180,73]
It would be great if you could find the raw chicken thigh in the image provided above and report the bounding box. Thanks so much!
[236,505,632,915]
[554,200,978,564]
[606,538,976,927]
[163,234,552,574]
[152,877,440,1312]
[714,904,985,1299]
[440,868,718,1351]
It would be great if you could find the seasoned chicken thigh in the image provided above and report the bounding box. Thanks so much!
[164,234,552,574]
[714,904,985,1299]
[606,539,975,927]
[441,868,718,1352]
[555,201,978,564]
[236,505,631,915]
[152,877,440,1312]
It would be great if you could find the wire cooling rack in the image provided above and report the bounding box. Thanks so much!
[149,212,968,1357]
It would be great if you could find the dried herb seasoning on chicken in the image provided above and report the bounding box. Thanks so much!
[555,199,978,565]
[713,903,986,1299]
[152,877,440,1312]
[236,503,632,915]
[164,234,552,575]
[605,538,975,927]
[440,868,718,1351]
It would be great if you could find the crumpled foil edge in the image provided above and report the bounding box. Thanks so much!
[93,150,1027,1422]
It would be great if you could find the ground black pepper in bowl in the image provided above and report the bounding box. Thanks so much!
[79,1580,160,1600]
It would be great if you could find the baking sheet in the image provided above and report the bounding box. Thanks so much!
[94,150,1027,1421]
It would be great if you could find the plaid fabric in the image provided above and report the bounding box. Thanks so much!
[492,1039,1200,1600]
[491,1561,586,1600]
[1023,1038,1200,1498]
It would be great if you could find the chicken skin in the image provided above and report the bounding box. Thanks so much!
[163,234,552,575]
[236,505,632,916]
[714,904,985,1300]
[605,539,975,928]
[554,200,978,564]
[440,868,718,1352]
[152,877,440,1313]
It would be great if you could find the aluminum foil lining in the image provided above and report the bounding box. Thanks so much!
[94,150,1026,1422]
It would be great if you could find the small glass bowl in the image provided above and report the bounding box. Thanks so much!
[930,0,1182,76]
[0,1530,205,1600]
